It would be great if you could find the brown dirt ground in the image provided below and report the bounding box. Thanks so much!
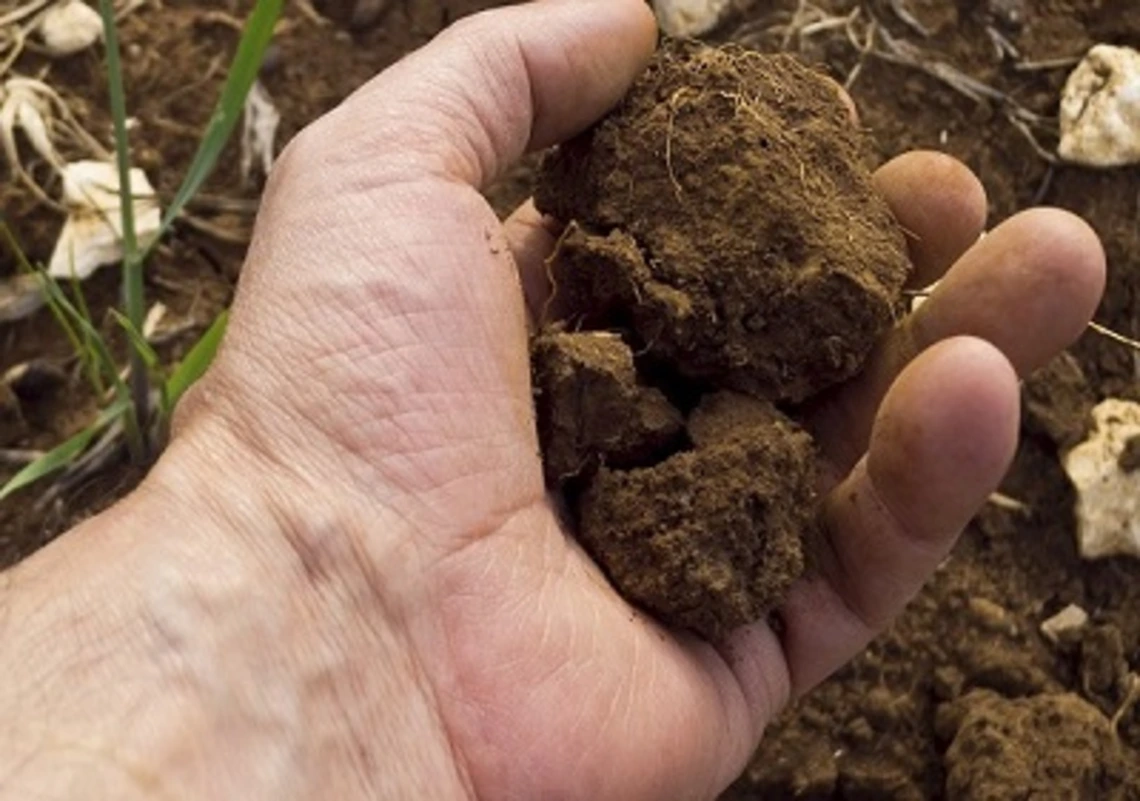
[1,0,1139,798]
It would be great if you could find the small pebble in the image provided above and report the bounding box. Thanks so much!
[968,596,1016,635]
[933,665,965,701]
[1059,45,1140,168]
[1064,398,1140,559]
[1039,603,1089,647]
[652,0,731,37]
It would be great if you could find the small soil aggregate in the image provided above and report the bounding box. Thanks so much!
[531,331,684,484]
[938,690,1130,800]
[531,39,908,639]
[580,393,817,639]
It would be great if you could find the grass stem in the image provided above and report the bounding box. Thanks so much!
[98,0,148,460]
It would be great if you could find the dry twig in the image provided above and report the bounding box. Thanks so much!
[868,27,1060,163]
[1089,321,1140,352]
[887,0,931,38]
[1014,55,1082,72]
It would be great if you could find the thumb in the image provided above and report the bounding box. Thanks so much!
[310,0,658,188]
[206,0,657,531]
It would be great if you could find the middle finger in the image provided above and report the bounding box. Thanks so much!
[807,206,1106,474]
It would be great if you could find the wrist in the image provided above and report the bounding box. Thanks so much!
[0,417,474,801]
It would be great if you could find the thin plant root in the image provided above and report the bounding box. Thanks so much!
[664,87,692,199]
[737,10,1066,165]
[988,492,1029,513]
[888,0,932,38]
[0,76,110,208]
[1111,674,1140,736]
[1,0,140,78]
[0,448,43,468]
[0,0,51,29]
[1015,55,1083,72]
[868,26,1061,163]
[730,0,855,53]
[1089,321,1140,352]
[985,25,1021,61]
[844,12,876,91]
[0,25,29,78]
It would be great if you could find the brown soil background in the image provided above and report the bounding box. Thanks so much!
[2,0,1139,797]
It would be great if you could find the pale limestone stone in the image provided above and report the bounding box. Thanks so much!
[1063,398,1140,560]
[1040,604,1089,645]
[49,160,161,280]
[1059,45,1140,168]
[38,1,102,57]
[652,0,732,37]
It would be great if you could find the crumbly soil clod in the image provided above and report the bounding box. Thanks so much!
[531,331,684,484]
[536,39,910,403]
[578,393,817,640]
[939,690,1130,800]
[532,39,907,640]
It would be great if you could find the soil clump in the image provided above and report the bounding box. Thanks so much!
[531,40,909,638]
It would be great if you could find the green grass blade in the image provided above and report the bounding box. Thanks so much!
[97,0,149,447]
[69,274,107,395]
[34,274,129,401]
[149,0,282,250]
[165,310,228,411]
[0,218,35,273]
[96,0,139,271]
[1,221,83,365]
[0,397,130,502]
[32,272,141,472]
[45,289,91,383]
[0,221,104,395]
[109,309,160,372]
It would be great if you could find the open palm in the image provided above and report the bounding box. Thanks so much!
[174,2,1105,798]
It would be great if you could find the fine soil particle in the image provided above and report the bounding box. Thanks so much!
[1023,351,1096,451]
[746,728,839,799]
[535,39,911,403]
[531,331,684,484]
[532,40,903,639]
[1078,623,1131,712]
[938,690,1129,800]
[578,393,817,639]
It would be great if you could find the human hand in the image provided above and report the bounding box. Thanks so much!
[0,1,1105,799]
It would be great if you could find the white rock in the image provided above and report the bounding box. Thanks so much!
[48,160,162,281]
[652,0,732,37]
[1040,603,1089,645]
[240,80,280,183]
[37,0,103,58]
[1058,44,1140,168]
[1063,398,1140,560]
